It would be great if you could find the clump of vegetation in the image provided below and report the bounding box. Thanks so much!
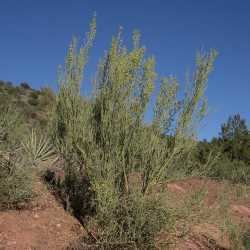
[21,129,54,166]
[20,82,31,89]
[243,229,250,250]
[0,102,29,151]
[0,104,33,209]
[193,114,250,184]
[51,17,218,248]
[0,80,55,130]
[0,150,33,209]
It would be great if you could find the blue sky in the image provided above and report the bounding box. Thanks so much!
[0,0,249,139]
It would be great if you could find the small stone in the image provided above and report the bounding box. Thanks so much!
[33,214,39,219]
[167,183,186,193]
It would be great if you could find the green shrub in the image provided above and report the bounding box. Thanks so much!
[28,97,39,106]
[29,91,39,99]
[0,151,33,209]
[88,183,168,249]
[39,87,55,110]
[243,230,250,250]
[51,17,217,248]
[0,104,26,150]
[21,129,54,165]
[208,158,250,184]
[0,102,34,208]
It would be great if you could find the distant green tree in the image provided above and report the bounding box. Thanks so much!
[220,114,248,140]
[29,91,39,99]
[219,114,250,163]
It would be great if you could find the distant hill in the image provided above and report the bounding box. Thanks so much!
[0,80,55,129]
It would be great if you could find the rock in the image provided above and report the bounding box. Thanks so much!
[167,183,186,193]
[33,213,39,219]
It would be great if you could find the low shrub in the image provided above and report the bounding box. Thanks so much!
[243,229,250,250]
[28,97,39,106]
[88,188,169,249]
[0,103,34,209]
[21,129,54,165]
[208,158,250,184]
[29,91,39,99]
[0,104,27,152]
[0,151,33,209]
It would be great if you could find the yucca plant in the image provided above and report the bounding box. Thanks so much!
[22,129,54,165]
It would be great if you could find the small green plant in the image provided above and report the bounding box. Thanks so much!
[22,129,54,165]
[243,230,250,250]
[29,91,39,99]
[0,150,33,209]
[221,218,243,249]
[208,158,250,184]
[0,105,23,148]
[0,102,34,208]
[28,98,39,106]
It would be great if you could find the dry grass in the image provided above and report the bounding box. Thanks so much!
[153,177,250,249]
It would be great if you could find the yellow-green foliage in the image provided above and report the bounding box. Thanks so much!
[0,105,15,144]
[0,103,31,155]
[52,17,96,159]
[177,50,217,135]
[52,18,217,248]
[90,30,157,195]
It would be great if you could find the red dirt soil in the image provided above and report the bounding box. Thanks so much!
[0,175,249,249]
[0,179,85,250]
[163,177,250,249]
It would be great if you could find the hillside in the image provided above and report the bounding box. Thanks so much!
[0,80,55,129]
[0,79,250,249]
[0,15,250,250]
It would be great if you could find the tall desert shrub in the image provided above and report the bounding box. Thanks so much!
[52,18,217,248]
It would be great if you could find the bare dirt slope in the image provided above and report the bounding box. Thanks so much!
[0,172,249,250]
[155,177,250,249]
[0,178,85,250]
